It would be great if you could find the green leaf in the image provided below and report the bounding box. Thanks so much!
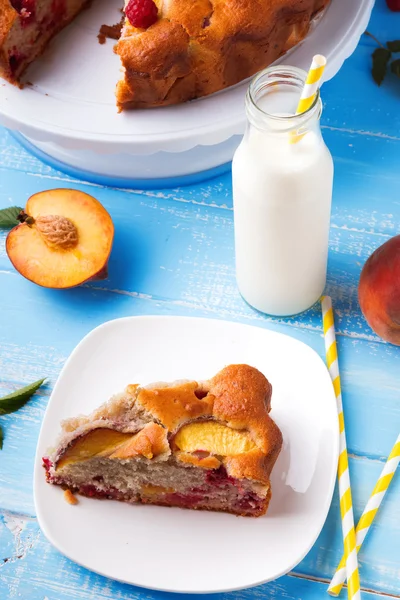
[372,48,392,85]
[0,378,46,415]
[0,425,3,450]
[0,206,23,229]
[391,58,400,78]
[387,40,400,53]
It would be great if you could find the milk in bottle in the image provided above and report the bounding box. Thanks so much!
[232,66,333,316]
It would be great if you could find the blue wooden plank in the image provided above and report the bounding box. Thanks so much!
[322,44,400,137]
[1,3,399,599]
[1,163,399,343]
[2,111,400,223]
[365,0,400,45]
[1,505,399,598]
[2,125,400,230]
[2,123,400,225]
[320,0,400,137]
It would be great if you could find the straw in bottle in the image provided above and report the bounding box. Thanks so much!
[296,54,327,115]
[329,434,400,596]
[321,296,361,600]
[290,54,326,143]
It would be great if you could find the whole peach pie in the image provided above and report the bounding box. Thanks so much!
[43,364,283,517]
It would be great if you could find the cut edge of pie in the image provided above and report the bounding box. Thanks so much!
[0,0,91,84]
[43,364,283,517]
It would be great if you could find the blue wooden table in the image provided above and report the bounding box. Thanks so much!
[1,1,400,598]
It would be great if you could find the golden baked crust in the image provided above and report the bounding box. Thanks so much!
[208,365,282,484]
[0,1,16,47]
[115,0,330,109]
[108,422,170,460]
[136,381,215,430]
[133,364,282,484]
[53,364,282,486]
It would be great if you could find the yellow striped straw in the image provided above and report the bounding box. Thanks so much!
[296,54,327,115]
[290,54,326,144]
[321,296,361,600]
[329,434,400,596]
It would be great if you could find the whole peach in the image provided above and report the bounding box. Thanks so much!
[358,235,400,345]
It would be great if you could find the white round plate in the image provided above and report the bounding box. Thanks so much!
[0,0,374,155]
[34,316,339,594]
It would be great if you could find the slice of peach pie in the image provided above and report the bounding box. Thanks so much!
[43,364,283,517]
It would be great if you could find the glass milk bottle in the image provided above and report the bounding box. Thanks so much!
[232,66,333,317]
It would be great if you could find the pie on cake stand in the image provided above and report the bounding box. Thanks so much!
[0,0,374,187]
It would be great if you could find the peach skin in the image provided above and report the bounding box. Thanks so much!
[358,235,400,345]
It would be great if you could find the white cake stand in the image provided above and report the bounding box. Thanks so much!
[0,0,374,187]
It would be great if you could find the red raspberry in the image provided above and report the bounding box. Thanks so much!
[386,0,400,9]
[125,0,158,28]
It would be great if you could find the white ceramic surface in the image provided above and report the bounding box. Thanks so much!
[34,316,339,594]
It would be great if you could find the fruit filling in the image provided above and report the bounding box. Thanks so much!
[4,0,79,80]
[45,450,267,517]
[10,0,36,25]
[8,51,27,75]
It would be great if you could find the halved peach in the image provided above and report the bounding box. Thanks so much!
[6,189,114,289]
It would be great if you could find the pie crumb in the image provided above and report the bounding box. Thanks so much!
[64,489,78,505]
[98,19,124,44]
